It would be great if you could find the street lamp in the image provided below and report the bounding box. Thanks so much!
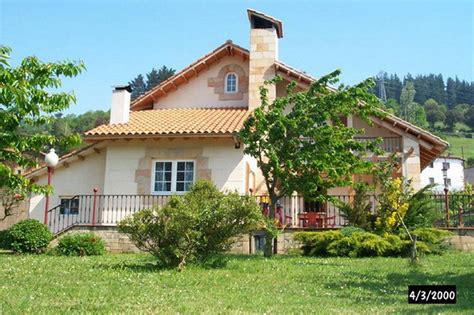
[44,148,59,225]
[441,156,449,227]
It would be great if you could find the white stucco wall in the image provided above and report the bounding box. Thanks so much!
[421,157,465,191]
[103,143,146,194]
[101,138,246,195]
[153,56,249,109]
[28,151,106,221]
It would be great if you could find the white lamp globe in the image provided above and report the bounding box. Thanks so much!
[44,148,59,168]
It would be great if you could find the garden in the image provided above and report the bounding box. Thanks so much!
[1,48,473,313]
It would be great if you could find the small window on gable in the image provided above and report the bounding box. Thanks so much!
[225,73,237,93]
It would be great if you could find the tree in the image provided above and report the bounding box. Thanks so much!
[466,106,474,129]
[424,99,445,128]
[399,82,428,128]
[129,66,176,100]
[445,109,463,131]
[239,70,382,257]
[446,77,457,108]
[0,46,84,207]
[146,66,175,91]
[384,98,400,114]
[129,74,146,100]
[400,81,416,121]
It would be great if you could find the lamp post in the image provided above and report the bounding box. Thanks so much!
[442,157,449,227]
[44,148,59,225]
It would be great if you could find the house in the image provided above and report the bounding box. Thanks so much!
[465,167,474,186]
[421,156,465,191]
[23,9,448,245]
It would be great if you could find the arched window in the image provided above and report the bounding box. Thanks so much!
[225,73,238,93]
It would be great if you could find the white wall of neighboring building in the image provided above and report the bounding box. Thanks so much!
[421,157,465,191]
[153,56,249,109]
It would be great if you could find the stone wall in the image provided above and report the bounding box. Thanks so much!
[53,226,474,254]
[0,201,28,231]
[54,225,303,255]
[55,226,140,253]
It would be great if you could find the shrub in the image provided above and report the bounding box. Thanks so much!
[404,185,442,229]
[0,229,11,250]
[294,231,343,256]
[339,183,374,231]
[327,232,391,257]
[119,180,262,269]
[411,228,453,254]
[56,233,106,256]
[296,230,450,258]
[340,226,365,237]
[7,219,52,253]
[411,228,453,244]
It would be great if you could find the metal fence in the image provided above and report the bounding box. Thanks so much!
[428,192,474,228]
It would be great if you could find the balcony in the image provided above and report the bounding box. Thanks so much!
[354,136,402,154]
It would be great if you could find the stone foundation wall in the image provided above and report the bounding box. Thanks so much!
[54,226,303,254]
[444,236,474,252]
[55,226,140,253]
[0,201,28,231]
[53,226,474,254]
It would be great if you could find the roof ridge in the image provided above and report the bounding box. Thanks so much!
[130,41,249,111]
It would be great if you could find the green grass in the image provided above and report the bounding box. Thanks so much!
[444,136,474,161]
[0,252,473,313]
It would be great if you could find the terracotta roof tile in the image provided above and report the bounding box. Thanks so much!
[85,107,250,138]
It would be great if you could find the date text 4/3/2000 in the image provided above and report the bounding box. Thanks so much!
[408,285,456,304]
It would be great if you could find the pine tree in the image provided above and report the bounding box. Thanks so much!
[446,77,457,108]
[146,68,161,91]
[145,66,176,91]
[129,74,147,100]
[156,66,175,83]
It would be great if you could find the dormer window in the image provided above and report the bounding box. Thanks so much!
[225,73,238,93]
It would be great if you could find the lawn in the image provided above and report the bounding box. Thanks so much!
[444,135,474,161]
[1,252,473,313]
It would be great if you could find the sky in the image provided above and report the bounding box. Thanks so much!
[1,0,473,114]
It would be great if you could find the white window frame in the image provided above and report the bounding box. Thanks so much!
[224,72,238,93]
[151,160,196,195]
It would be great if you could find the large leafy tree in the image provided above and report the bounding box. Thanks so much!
[0,46,84,202]
[239,70,382,257]
[424,98,446,128]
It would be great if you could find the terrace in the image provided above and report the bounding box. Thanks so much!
[46,190,473,235]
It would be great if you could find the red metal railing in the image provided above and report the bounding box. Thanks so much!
[47,190,472,235]
[47,194,172,235]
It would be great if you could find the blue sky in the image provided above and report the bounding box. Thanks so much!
[1,0,472,114]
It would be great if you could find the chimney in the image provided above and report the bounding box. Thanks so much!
[109,85,132,124]
[247,9,283,110]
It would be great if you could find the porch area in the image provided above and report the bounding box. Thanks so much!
[46,191,473,235]
[47,194,368,235]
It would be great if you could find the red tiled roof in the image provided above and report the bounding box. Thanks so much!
[85,107,249,139]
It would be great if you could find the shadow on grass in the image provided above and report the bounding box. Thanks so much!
[320,267,474,312]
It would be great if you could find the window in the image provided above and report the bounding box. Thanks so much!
[59,198,79,215]
[442,162,450,170]
[225,73,237,93]
[429,162,434,168]
[153,161,195,194]
[429,177,435,184]
[444,178,452,187]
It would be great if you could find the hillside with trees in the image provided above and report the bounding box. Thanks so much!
[20,66,176,156]
[371,72,474,166]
